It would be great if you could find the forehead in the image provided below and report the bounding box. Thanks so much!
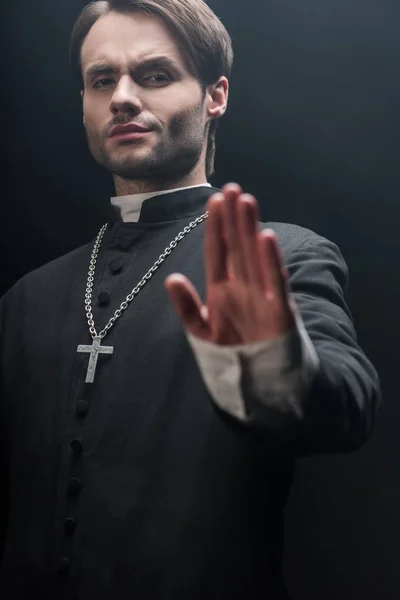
[81,11,185,72]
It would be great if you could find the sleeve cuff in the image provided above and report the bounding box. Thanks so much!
[185,314,320,423]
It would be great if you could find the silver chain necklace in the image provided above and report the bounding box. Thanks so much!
[77,211,209,383]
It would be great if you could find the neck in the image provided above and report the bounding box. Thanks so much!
[113,163,208,196]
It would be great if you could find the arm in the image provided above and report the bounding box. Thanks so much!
[166,184,381,455]
[186,235,380,455]
[275,235,381,454]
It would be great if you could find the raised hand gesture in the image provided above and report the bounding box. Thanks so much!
[165,183,296,345]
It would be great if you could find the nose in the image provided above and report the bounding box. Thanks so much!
[109,75,143,117]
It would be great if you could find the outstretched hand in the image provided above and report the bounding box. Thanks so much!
[165,182,297,346]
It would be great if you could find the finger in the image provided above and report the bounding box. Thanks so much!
[205,193,228,285]
[221,183,248,281]
[237,194,265,289]
[165,274,211,339]
[259,230,289,303]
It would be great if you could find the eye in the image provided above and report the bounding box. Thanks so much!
[93,78,114,89]
[92,72,172,89]
[144,73,172,84]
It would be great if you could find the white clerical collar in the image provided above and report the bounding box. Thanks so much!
[110,183,212,223]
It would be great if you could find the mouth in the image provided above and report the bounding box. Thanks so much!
[109,130,153,142]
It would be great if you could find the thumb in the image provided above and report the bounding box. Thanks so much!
[165,274,211,339]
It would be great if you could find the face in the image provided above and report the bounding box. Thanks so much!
[80,11,225,183]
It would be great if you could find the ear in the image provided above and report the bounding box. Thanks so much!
[207,77,229,120]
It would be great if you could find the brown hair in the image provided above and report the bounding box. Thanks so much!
[69,0,234,178]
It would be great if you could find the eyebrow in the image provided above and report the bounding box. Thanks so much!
[84,56,181,82]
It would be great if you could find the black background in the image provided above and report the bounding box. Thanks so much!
[2,1,400,598]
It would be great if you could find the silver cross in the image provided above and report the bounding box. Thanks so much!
[77,336,114,383]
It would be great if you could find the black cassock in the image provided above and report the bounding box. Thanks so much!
[0,186,380,599]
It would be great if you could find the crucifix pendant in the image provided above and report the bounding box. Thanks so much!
[77,336,114,383]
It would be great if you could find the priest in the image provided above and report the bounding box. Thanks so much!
[0,1,381,599]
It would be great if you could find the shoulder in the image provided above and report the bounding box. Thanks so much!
[262,221,345,259]
[261,221,348,288]
[1,242,92,307]
[261,221,327,247]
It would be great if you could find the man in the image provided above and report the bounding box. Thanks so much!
[0,1,380,599]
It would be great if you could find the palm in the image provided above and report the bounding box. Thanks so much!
[165,183,296,345]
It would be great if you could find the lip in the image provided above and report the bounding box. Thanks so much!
[109,124,151,137]
[109,130,153,142]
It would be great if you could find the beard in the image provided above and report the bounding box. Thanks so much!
[85,101,207,182]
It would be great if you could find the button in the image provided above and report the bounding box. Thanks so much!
[69,439,83,457]
[98,291,110,305]
[118,236,132,250]
[57,556,70,572]
[110,259,123,274]
[67,478,82,495]
[76,400,89,415]
[63,517,77,535]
